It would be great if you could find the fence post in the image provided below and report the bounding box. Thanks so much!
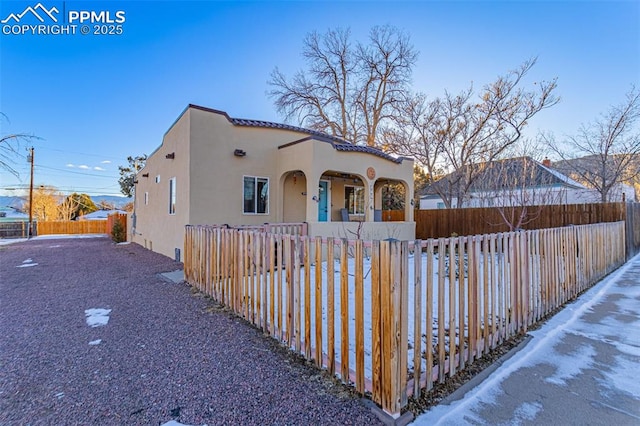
[378,239,408,418]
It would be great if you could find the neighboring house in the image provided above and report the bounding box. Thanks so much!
[133,105,415,260]
[78,209,127,220]
[551,155,639,202]
[0,206,28,221]
[419,157,633,209]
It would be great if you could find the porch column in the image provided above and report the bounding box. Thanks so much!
[404,182,414,222]
[365,179,374,222]
[374,183,383,210]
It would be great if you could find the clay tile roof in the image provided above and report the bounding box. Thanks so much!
[185,104,409,164]
[230,118,348,145]
[333,144,404,164]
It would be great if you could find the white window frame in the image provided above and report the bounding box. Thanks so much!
[344,185,365,215]
[169,177,176,215]
[155,175,160,183]
[243,175,269,215]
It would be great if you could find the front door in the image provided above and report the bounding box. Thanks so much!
[318,180,329,221]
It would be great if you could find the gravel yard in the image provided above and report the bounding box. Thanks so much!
[0,236,382,425]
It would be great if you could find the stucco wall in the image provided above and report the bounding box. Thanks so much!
[282,172,307,223]
[134,105,416,259]
[132,110,191,260]
[277,138,415,223]
[188,109,312,226]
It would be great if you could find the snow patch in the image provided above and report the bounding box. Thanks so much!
[85,309,111,327]
[413,254,640,425]
[89,339,102,346]
[513,401,543,421]
[161,421,196,426]
[116,242,130,245]
[545,343,596,386]
[599,354,640,397]
[22,258,33,263]
[16,263,38,268]
[49,244,61,248]
[32,234,107,240]
[0,238,27,246]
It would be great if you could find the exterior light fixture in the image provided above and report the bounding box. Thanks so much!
[165,152,175,159]
[234,149,246,157]
[142,173,149,178]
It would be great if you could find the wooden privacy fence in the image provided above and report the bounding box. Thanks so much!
[624,202,640,258]
[415,202,627,240]
[381,209,405,222]
[106,213,127,236]
[37,220,107,235]
[184,221,625,416]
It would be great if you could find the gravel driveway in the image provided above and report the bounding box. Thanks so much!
[0,236,382,425]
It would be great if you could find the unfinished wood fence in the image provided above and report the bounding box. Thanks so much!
[37,220,107,235]
[415,202,627,240]
[184,221,625,416]
[106,213,127,237]
[381,209,405,222]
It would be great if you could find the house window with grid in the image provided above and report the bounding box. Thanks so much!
[344,186,365,215]
[168,177,176,215]
[243,176,269,214]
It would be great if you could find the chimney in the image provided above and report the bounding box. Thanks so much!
[542,157,551,167]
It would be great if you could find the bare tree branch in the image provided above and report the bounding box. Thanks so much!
[268,25,417,146]
[546,86,640,202]
[385,58,559,207]
[1,113,41,178]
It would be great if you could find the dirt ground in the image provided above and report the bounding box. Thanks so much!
[0,237,383,425]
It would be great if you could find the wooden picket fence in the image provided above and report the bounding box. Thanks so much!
[37,220,107,235]
[184,221,625,416]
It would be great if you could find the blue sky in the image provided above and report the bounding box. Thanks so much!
[1,0,638,197]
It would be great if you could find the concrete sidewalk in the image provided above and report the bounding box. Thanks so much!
[414,255,640,426]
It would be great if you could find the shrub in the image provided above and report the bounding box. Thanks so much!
[111,219,126,243]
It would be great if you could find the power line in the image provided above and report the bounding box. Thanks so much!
[33,146,127,161]
[35,164,119,178]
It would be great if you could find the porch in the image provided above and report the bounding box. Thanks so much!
[276,136,415,241]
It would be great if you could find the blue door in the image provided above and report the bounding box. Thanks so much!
[318,181,328,222]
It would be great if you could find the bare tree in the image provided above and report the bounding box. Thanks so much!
[58,195,80,221]
[269,25,417,146]
[1,113,40,177]
[22,186,61,222]
[98,200,116,210]
[473,151,566,231]
[546,87,640,203]
[385,58,559,207]
[58,193,98,220]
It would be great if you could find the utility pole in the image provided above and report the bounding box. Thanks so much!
[27,147,34,238]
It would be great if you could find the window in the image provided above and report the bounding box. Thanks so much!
[155,175,160,183]
[344,186,364,215]
[243,176,269,214]
[144,192,149,205]
[169,177,176,215]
